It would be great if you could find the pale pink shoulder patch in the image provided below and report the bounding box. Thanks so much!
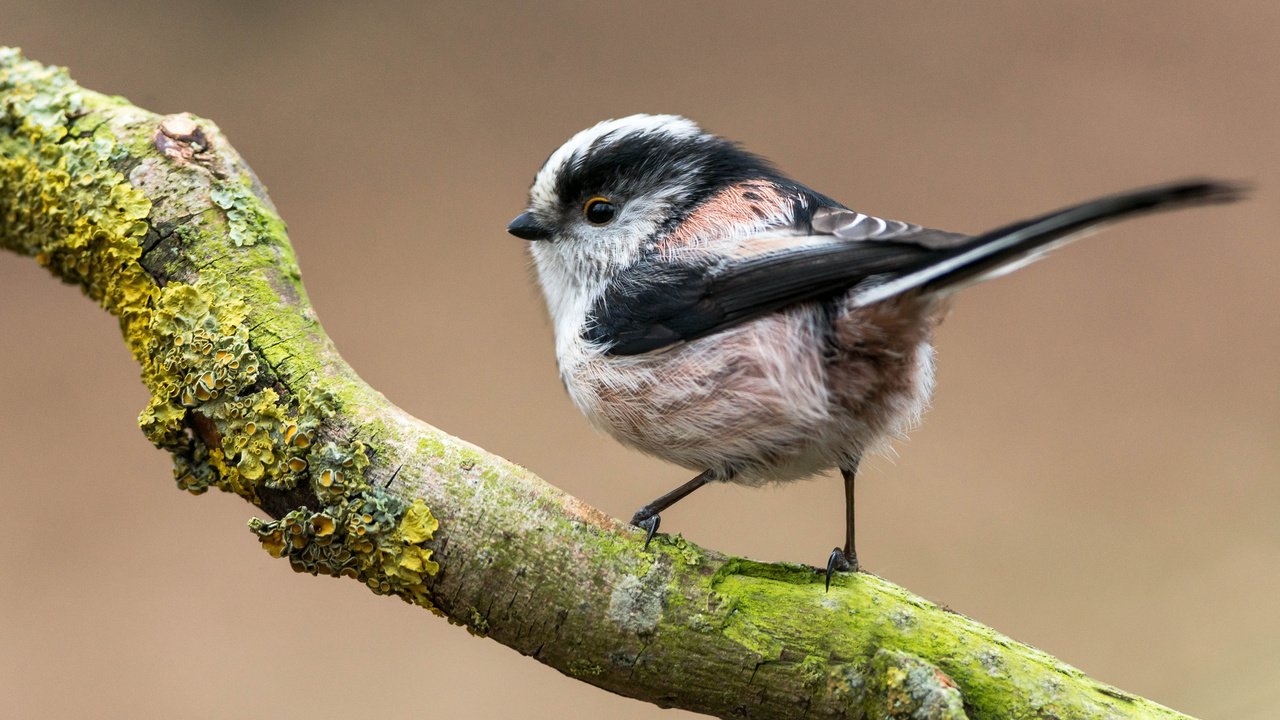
[658,181,793,255]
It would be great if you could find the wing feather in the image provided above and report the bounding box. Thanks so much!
[585,180,1243,356]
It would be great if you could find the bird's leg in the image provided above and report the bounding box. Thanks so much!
[826,454,862,590]
[630,469,717,549]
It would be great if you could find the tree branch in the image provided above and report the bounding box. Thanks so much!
[0,47,1197,719]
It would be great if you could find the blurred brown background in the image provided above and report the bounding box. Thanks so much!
[1,2,1277,718]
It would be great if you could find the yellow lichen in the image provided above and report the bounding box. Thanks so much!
[248,494,441,610]
[134,280,338,501]
[399,498,439,544]
[308,441,370,504]
[0,50,158,360]
[3,47,443,611]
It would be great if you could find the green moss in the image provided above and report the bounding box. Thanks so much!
[713,557,822,587]
[568,659,604,678]
[665,534,705,567]
[415,434,446,458]
[467,607,490,636]
[798,655,829,689]
[725,622,785,665]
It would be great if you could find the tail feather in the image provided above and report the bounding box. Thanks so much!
[852,179,1246,307]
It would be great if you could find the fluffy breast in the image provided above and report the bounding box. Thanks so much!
[562,303,834,483]
[560,295,941,485]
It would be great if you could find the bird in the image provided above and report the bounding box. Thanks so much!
[506,113,1241,588]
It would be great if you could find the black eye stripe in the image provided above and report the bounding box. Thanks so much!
[553,133,787,227]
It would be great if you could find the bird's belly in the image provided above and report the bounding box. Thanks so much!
[563,298,938,485]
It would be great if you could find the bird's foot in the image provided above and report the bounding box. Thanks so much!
[825,547,859,591]
[630,509,661,550]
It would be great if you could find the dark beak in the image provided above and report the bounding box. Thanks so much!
[507,211,552,241]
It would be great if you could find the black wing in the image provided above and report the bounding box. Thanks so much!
[583,238,942,354]
[585,180,1242,356]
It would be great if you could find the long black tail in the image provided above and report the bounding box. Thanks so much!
[852,179,1245,307]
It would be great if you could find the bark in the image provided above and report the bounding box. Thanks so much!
[0,47,1199,720]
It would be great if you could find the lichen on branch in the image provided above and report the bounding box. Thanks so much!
[0,46,440,609]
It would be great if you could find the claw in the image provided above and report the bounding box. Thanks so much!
[638,513,660,550]
[630,508,661,550]
[825,547,856,591]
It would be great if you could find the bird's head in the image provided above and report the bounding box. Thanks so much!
[509,114,785,293]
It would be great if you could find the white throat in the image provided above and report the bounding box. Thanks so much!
[529,242,606,357]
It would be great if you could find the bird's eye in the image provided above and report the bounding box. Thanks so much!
[583,197,617,225]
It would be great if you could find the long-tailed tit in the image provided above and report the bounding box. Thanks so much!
[508,114,1241,587]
